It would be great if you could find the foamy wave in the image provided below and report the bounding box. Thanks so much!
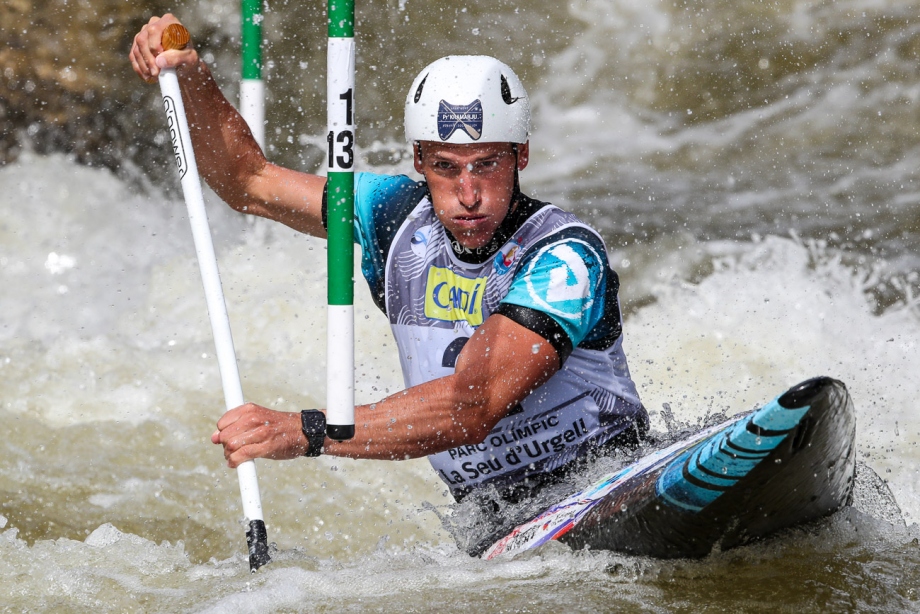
[627,235,920,520]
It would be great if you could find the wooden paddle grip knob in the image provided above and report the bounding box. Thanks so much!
[162,24,190,51]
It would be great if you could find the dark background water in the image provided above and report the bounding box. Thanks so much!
[5,0,920,271]
[6,0,920,322]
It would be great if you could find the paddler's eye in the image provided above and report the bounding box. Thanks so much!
[432,160,457,173]
[473,159,501,175]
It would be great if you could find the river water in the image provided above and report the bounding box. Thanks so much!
[2,0,919,611]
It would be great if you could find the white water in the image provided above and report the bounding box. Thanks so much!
[1,154,917,611]
[5,0,920,607]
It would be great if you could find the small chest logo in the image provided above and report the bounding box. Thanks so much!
[410,225,432,259]
[493,240,522,275]
[424,267,488,326]
[437,100,483,141]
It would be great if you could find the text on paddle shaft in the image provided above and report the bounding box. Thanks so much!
[162,96,188,179]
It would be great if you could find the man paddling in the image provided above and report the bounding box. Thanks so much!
[130,14,648,553]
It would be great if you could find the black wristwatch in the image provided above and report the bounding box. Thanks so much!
[300,410,326,457]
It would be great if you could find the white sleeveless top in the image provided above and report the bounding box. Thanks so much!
[350,173,646,497]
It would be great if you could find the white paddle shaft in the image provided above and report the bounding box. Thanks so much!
[157,68,265,525]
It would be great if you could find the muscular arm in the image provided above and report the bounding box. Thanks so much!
[212,314,561,467]
[328,314,560,459]
[129,14,327,237]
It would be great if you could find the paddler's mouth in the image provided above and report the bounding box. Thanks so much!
[452,213,489,228]
[447,214,499,249]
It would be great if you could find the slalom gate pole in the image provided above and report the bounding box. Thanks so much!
[241,0,265,148]
[325,0,356,441]
[158,24,271,572]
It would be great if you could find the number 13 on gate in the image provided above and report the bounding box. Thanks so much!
[325,3,356,441]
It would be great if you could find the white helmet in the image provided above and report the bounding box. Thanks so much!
[405,55,531,145]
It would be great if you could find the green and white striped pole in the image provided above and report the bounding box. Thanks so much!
[325,0,355,440]
[241,0,265,148]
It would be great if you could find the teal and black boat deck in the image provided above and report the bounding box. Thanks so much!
[485,377,857,559]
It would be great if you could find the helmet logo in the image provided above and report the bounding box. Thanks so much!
[437,100,483,141]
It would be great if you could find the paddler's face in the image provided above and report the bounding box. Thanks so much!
[415,141,529,249]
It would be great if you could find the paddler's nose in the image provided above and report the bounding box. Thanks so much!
[457,167,480,209]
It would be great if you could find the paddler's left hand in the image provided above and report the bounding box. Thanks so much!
[211,403,310,467]
[129,13,199,84]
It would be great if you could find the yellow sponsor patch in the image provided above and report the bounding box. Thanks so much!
[424,267,488,326]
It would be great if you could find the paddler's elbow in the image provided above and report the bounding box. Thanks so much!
[223,194,261,216]
[450,401,509,447]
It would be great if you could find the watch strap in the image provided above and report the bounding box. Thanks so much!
[300,410,326,457]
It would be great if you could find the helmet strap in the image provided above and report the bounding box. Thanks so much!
[510,143,522,213]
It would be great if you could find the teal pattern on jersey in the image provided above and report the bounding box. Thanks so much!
[353,172,427,311]
[502,233,607,347]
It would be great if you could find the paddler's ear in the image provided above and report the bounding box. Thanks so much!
[413,141,424,174]
[515,141,529,171]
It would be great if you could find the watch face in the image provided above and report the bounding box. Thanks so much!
[302,410,325,434]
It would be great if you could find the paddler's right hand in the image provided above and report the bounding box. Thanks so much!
[129,14,198,84]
